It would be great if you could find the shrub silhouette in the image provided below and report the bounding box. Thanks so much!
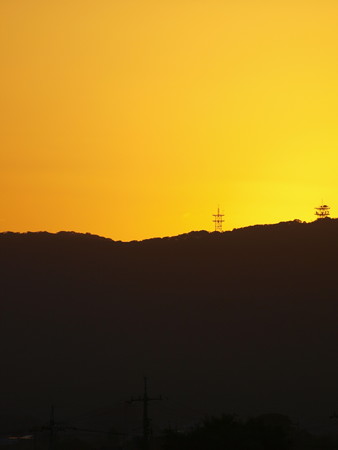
[163,414,293,450]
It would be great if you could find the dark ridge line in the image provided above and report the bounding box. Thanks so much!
[0,217,337,244]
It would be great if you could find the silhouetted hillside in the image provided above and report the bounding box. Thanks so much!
[0,220,337,435]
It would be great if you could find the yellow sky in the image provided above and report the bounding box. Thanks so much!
[1,0,338,240]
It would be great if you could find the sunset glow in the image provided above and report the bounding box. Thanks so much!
[1,0,338,240]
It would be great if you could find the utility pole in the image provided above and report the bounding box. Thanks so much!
[127,377,162,450]
[28,404,125,449]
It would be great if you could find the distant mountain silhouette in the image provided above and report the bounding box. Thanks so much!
[0,220,337,434]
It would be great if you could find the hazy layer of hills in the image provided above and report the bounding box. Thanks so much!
[0,220,337,433]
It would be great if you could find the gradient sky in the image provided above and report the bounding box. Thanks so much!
[1,0,338,240]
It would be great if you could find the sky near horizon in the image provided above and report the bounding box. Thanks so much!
[1,0,338,240]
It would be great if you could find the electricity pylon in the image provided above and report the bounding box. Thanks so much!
[213,207,224,232]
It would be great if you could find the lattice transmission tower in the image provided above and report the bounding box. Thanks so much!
[315,203,330,219]
[213,207,224,232]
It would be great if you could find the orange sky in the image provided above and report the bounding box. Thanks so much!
[1,0,338,240]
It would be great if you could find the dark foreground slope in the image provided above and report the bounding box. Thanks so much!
[0,220,337,433]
